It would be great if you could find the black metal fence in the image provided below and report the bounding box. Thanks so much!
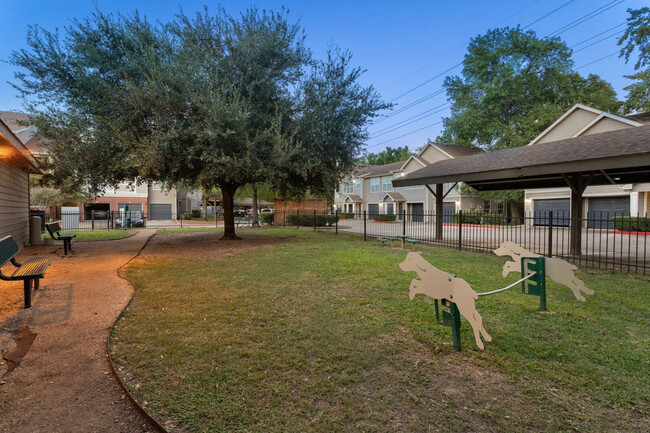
[331,210,650,275]
[38,207,649,274]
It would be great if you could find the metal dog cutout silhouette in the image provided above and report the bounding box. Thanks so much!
[400,252,492,350]
[494,242,595,302]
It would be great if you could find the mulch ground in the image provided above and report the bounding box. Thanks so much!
[0,231,158,433]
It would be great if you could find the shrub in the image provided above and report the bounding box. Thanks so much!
[180,212,193,220]
[373,214,396,222]
[338,212,354,219]
[450,213,505,225]
[612,216,650,231]
[286,214,339,226]
[260,212,274,225]
[191,209,201,218]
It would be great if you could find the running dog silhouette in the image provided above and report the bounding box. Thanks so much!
[400,252,492,350]
[494,242,595,302]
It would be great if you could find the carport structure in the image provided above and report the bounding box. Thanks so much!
[393,125,650,256]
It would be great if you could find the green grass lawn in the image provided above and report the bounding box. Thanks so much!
[111,229,649,432]
[54,230,136,241]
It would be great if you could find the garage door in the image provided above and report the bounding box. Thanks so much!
[367,204,379,219]
[533,199,570,226]
[149,204,172,220]
[587,197,630,229]
[442,202,455,223]
[408,203,424,223]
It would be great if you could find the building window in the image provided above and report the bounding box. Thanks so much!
[385,203,394,215]
[405,185,424,190]
[382,176,393,192]
[343,181,354,194]
[355,179,361,190]
[370,178,380,193]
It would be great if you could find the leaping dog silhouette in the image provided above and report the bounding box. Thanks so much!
[494,242,595,302]
[400,252,492,350]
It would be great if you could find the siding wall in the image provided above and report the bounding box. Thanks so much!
[0,159,29,247]
[582,118,633,136]
[536,109,598,143]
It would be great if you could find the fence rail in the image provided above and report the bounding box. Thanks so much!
[35,208,649,274]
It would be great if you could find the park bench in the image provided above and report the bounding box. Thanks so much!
[406,239,421,251]
[234,216,254,227]
[0,235,50,308]
[46,222,76,255]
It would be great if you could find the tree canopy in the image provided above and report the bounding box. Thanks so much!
[11,8,388,238]
[438,27,621,150]
[362,146,411,166]
[618,7,650,114]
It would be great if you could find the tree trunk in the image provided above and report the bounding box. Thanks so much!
[252,183,259,227]
[202,195,208,221]
[220,183,241,240]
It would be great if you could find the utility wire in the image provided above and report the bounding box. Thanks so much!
[522,0,577,29]
[573,30,625,54]
[570,22,625,48]
[371,104,451,138]
[576,50,619,69]
[367,119,446,150]
[547,0,625,37]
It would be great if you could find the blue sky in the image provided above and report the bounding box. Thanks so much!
[0,0,646,154]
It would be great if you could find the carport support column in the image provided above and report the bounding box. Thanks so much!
[563,173,592,256]
[426,184,444,240]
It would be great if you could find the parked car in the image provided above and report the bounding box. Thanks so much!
[234,209,246,217]
[260,208,273,213]
[92,210,109,220]
[116,211,146,228]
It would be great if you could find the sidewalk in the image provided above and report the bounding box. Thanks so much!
[0,230,158,433]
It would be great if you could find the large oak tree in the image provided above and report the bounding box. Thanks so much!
[11,7,388,239]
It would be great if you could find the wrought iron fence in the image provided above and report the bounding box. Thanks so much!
[331,210,649,275]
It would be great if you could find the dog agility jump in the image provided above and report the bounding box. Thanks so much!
[400,242,594,351]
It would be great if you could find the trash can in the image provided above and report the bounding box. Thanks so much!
[30,216,42,245]
[124,217,131,229]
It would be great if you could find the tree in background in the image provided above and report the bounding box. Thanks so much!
[362,146,411,165]
[12,8,387,239]
[438,27,621,151]
[618,7,650,114]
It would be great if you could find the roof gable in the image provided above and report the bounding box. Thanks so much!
[529,104,642,145]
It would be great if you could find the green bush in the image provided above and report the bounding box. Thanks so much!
[612,216,650,231]
[260,212,274,225]
[373,214,396,222]
[191,209,201,218]
[338,212,354,219]
[180,212,193,220]
[449,213,505,225]
[287,214,339,227]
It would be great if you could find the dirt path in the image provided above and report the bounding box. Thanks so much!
[0,230,158,433]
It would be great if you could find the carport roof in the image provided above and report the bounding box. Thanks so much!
[392,125,650,191]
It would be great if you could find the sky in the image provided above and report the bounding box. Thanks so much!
[0,0,646,155]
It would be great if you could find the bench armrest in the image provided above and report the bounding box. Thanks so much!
[10,257,22,267]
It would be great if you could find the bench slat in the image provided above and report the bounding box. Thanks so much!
[12,257,51,278]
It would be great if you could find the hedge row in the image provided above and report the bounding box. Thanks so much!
[449,213,505,225]
[259,212,274,225]
[373,214,396,222]
[338,212,355,219]
[286,214,339,226]
[611,216,650,231]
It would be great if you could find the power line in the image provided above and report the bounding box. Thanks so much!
[522,0,577,29]
[371,104,451,138]
[573,30,625,54]
[576,50,619,69]
[387,62,462,103]
[366,119,446,150]
[547,0,625,37]
[372,89,446,124]
[570,22,625,48]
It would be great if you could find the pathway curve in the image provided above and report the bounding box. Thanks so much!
[0,230,158,433]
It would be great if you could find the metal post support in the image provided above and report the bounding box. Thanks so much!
[283,210,286,228]
[313,209,317,231]
[458,210,463,250]
[91,210,95,231]
[521,257,547,311]
[363,210,367,241]
[297,210,300,229]
[180,212,183,228]
[442,299,462,352]
[402,209,406,236]
[335,209,338,234]
[547,211,553,257]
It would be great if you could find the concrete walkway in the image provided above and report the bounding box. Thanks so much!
[0,230,158,433]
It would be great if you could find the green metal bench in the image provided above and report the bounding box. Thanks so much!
[46,222,76,255]
[0,235,51,308]
[234,216,254,227]
[377,238,389,246]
